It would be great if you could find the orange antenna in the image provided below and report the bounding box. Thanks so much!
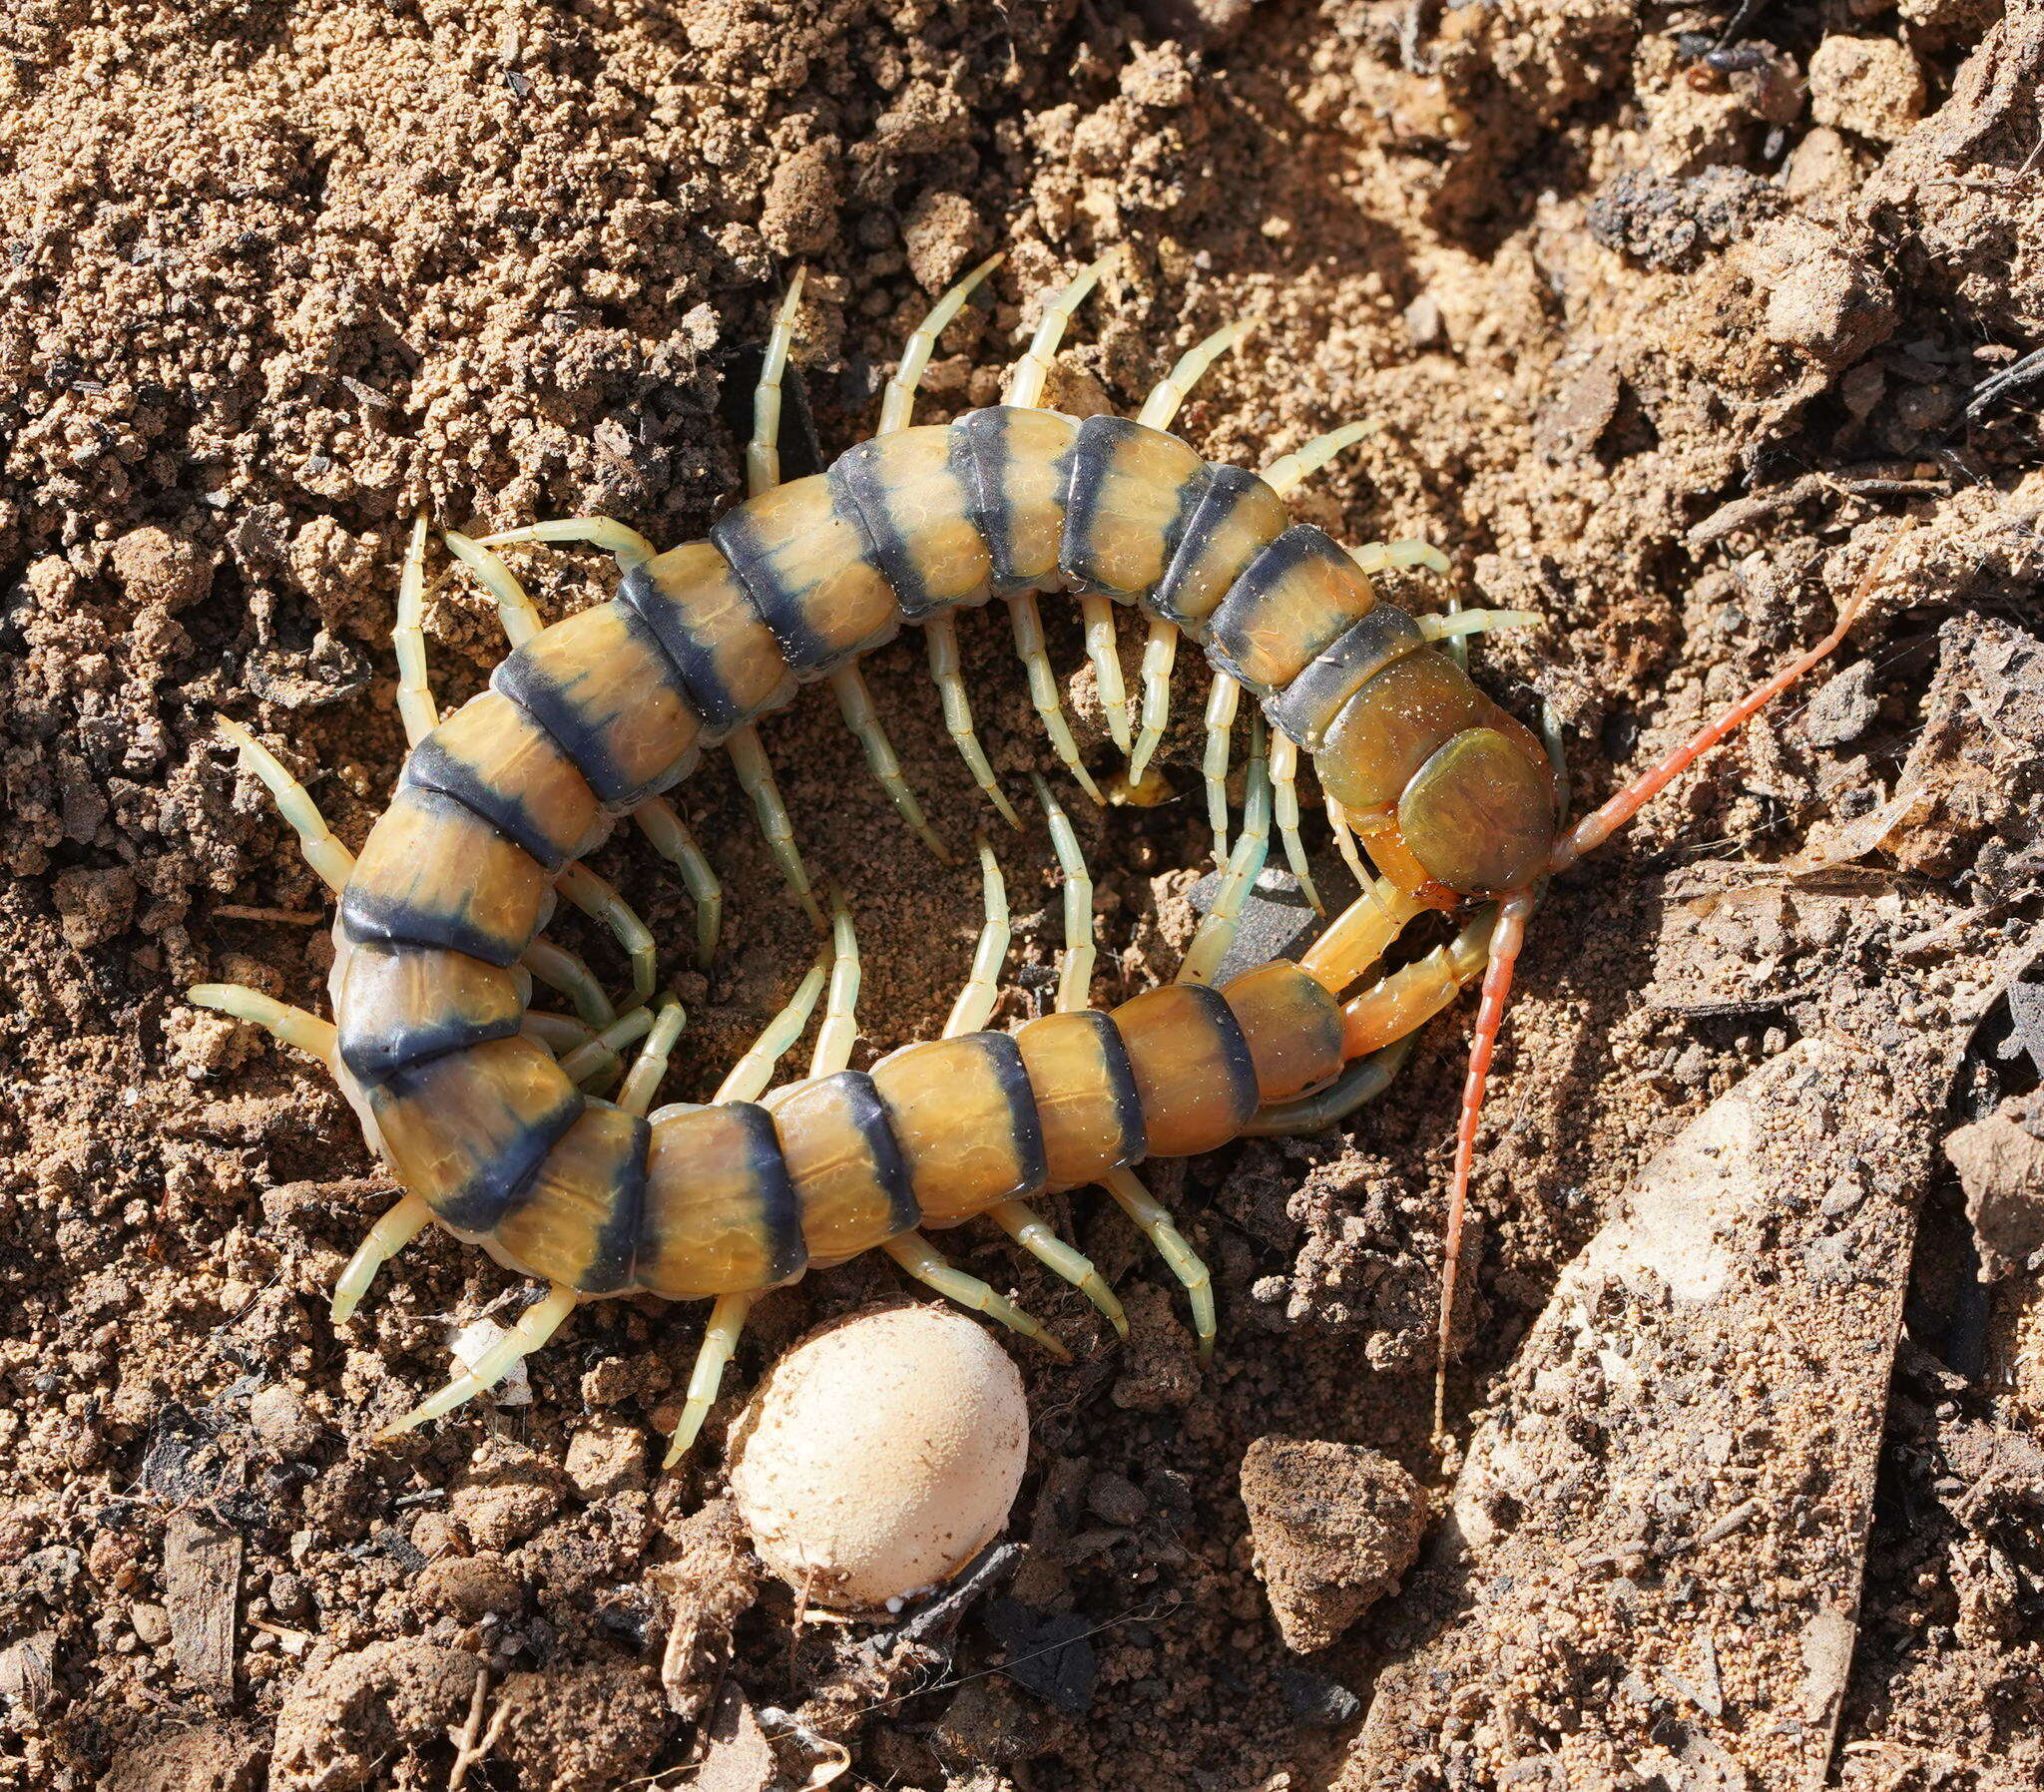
[1432,527,1905,1442]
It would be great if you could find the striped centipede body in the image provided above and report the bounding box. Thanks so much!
[195,255,1875,1459]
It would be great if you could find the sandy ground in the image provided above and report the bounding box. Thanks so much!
[2,1,2042,1788]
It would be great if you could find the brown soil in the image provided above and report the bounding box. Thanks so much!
[3,2,2042,1789]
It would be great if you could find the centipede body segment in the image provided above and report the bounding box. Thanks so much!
[193,255,1878,1459]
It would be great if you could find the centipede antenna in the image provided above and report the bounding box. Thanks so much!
[1005,254,1112,409]
[716,952,830,1105]
[1180,714,1272,985]
[474,517,659,572]
[1350,537,1452,577]
[828,663,953,862]
[1079,594,1133,753]
[727,724,825,928]
[879,251,1003,435]
[443,531,544,648]
[881,1233,1070,1360]
[1261,420,1374,500]
[1433,889,1536,1441]
[1009,592,1106,805]
[1241,1036,1417,1137]
[1137,320,1251,431]
[945,835,1011,1038]
[749,267,807,498]
[1267,730,1324,916]
[330,1193,434,1323]
[1416,608,1538,645]
[520,938,616,1029]
[617,999,688,1117]
[215,718,355,894]
[187,984,338,1063]
[808,891,861,1078]
[1031,773,1096,1014]
[987,1201,1128,1337]
[1128,616,1179,786]
[1325,794,1372,893]
[557,1006,656,1090]
[664,1291,758,1467]
[377,1282,580,1441]
[555,862,658,1008]
[925,613,1022,828]
[1202,672,1240,867]
[393,516,438,747]
[1103,1168,1215,1362]
[632,796,724,968]
[1549,536,1894,873]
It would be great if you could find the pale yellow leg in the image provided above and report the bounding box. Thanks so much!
[443,531,543,647]
[944,835,1010,1038]
[393,516,438,747]
[1080,592,1132,754]
[727,725,824,928]
[664,1292,758,1467]
[555,861,658,1009]
[809,892,860,1078]
[1202,673,1239,868]
[748,269,807,499]
[633,795,723,968]
[715,953,829,1104]
[331,1194,433,1323]
[829,663,951,862]
[215,719,355,893]
[520,938,615,1029]
[1010,592,1104,804]
[1268,730,1323,916]
[1180,715,1272,986]
[1005,255,1113,409]
[1326,794,1372,893]
[523,1011,595,1056]
[883,1233,1070,1360]
[1299,875,1426,995]
[474,517,658,572]
[925,613,1021,828]
[1352,537,1453,579]
[376,1284,579,1440]
[988,1201,1127,1337]
[1128,616,1179,786]
[187,984,337,1061]
[878,252,1003,434]
[1104,1167,1216,1362]
[1261,421,1374,499]
[617,999,687,1117]
[1136,320,1250,430]
[1031,773,1096,1015]
[556,1007,654,1092]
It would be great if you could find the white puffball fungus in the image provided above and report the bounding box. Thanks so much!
[730,1305,1028,1610]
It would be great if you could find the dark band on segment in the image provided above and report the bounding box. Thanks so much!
[1267,605,1426,752]
[709,476,898,676]
[583,1114,650,1294]
[366,1037,584,1234]
[1149,464,1290,634]
[870,1033,1049,1226]
[615,544,794,740]
[828,439,934,619]
[732,1100,806,1285]
[1208,524,1381,697]
[487,1105,650,1294]
[334,941,525,1086]
[1217,960,1347,1105]
[1111,980,1261,1157]
[491,601,702,808]
[1083,1010,1148,1165]
[980,1031,1050,1192]
[828,1071,919,1236]
[1059,415,1212,600]
[402,736,575,874]
[339,786,550,968]
[954,406,1078,593]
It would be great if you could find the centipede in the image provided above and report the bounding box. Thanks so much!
[191,253,1877,1462]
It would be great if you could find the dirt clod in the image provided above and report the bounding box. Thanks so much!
[1240,1437,1426,1653]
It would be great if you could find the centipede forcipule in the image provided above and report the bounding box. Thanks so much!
[192,254,1883,1461]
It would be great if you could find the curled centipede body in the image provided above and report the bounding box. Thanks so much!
[194,253,1874,1460]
